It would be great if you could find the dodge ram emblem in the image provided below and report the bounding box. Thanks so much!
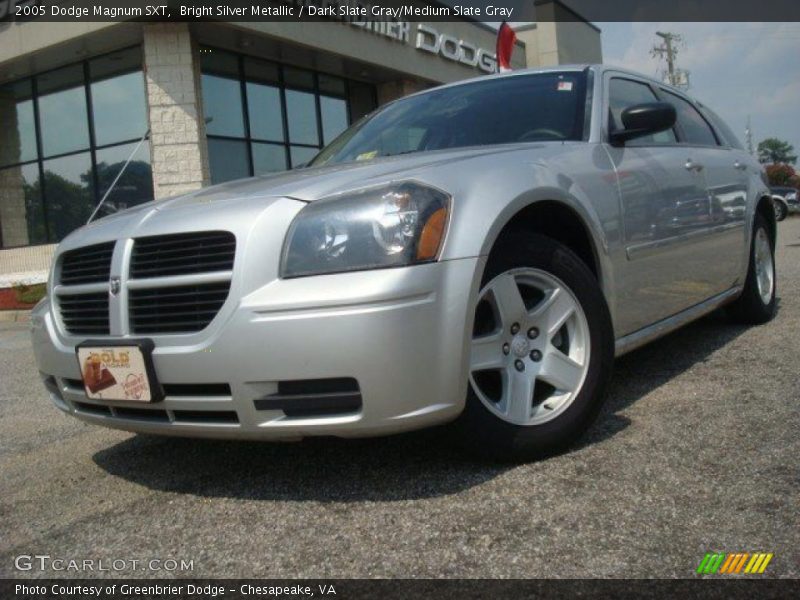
[109,277,121,296]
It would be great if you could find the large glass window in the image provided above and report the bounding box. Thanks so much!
[200,47,374,184]
[91,72,147,146]
[37,65,90,157]
[0,46,151,249]
[320,96,348,145]
[40,152,94,242]
[208,138,250,185]
[285,90,319,146]
[201,74,245,138]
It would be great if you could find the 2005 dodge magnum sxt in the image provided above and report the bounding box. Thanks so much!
[31,66,776,460]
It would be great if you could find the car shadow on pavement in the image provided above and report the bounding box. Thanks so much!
[93,306,769,501]
[577,307,761,450]
[92,425,508,502]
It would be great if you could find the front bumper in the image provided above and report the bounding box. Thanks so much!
[31,257,483,440]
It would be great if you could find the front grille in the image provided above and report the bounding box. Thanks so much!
[58,292,110,335]
[129,282,231,334]
[131,231,235,278]
[56,231,235,337]
[59,242,114,285]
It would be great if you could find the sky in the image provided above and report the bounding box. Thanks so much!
[597,22,800,158]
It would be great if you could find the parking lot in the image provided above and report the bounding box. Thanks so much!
[1,218,798,579]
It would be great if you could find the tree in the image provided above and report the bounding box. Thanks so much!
[765,164,796,187]
[757,138,797,165]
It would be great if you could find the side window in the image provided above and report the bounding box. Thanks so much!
[662,91,718,146]
[701,106,744,150]
[608,78,676,145]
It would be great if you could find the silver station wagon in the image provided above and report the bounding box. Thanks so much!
[31,65,776,460]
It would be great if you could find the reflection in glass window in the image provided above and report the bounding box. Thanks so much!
[208,138,250,184]
[38,68,90,157]
[40,152,94,242]
[199,47,377,184]
[320,96,348,145]
[252,143,287,175]
[286,90,319,146]
[290,145,318,168]
[94,141,153,218]
[0,79,38,167]
[0,47,150,249]
[202,74,245,137]
[91,71,148,146]
[247,82,284,141]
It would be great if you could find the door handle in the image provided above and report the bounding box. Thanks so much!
[685,160,704,173]
[734,161,748,171]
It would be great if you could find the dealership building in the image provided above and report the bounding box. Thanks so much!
[0,1,601,282]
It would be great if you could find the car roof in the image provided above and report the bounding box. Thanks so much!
[398,64,697,105]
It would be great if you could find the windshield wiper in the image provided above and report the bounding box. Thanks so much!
[382,150,419,158]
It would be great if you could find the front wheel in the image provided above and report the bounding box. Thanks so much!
[456,233,614,462]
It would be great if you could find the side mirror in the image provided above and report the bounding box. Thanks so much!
[610,102,676,144]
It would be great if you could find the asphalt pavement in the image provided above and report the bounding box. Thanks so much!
[1,218,798,579]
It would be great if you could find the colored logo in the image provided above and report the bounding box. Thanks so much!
[697,552,773,575]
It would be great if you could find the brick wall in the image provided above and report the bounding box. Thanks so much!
[143,23,210,199]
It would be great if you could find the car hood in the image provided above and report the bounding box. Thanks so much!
[62,141,579,252]
[151,145,545,210]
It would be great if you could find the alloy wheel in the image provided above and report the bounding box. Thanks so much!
[469,268,591,426]
[754,227,775,305]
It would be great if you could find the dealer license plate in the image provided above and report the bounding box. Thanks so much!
[76,341,162,402]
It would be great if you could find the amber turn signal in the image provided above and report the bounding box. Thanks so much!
[416,207,448,261]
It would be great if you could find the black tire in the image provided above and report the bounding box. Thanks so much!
[456,233,615,462]
[775,201,787,222]
[727,212,777,324]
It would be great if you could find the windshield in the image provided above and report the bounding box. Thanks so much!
[311,71,588,167]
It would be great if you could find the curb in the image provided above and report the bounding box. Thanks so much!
[0,310,30,323]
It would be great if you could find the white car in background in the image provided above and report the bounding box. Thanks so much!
[770,186,798,221]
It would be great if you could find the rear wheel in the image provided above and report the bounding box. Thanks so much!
[728,212,776,324]
[457,233,614,461]
[774,200,787,222]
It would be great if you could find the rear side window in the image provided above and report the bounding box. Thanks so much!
[608,78,676,145]
[662,91,718,146]
[701,106,744,150]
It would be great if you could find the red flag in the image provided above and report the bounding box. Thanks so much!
[496,22,517,72]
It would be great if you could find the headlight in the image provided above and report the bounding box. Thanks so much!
[281,181,450,278]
